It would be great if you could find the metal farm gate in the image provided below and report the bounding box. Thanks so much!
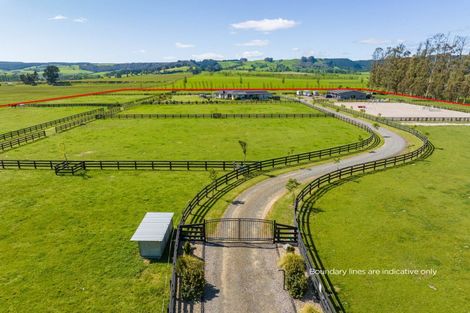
[180,218,297,243]
[205,218,274,242]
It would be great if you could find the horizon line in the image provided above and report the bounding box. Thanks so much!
[0,57,373,64]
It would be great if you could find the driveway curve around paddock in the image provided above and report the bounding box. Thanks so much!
[203,101,408,313]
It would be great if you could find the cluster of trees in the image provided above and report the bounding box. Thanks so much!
[370,33,470,102]
[300,56,317,64]
[43,65,60,84]
[99,59,222,77]
[19,65,60,85]
[19,71,39,85]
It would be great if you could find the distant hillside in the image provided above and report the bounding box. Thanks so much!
[0,57,371,81]
[218,58,371,73]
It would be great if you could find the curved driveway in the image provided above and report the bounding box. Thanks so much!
[204,101,407,313]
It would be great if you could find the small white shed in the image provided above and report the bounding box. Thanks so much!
[130,212,174,259]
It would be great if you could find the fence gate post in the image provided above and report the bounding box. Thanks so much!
[203,219,206,242]
[238,219,241,240]
[273,220,277,243]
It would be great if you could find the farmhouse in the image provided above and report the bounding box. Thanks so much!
[327,90,370,100]
[215,90,273,100]
[131,212,174,259]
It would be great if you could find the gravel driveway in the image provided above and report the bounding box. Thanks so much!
[203,101,407,313]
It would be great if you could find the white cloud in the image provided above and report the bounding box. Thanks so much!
[175,42,195,48]
[241,50,264,58]
[358,38,391,45]
[134,49,147,54]
[73,17,88,23]
[236,39,269,47]
[231,18,298,32]
[163,56,177,60]
[191,52,224,60]
[292,47,300,51]
[48,15,68,20]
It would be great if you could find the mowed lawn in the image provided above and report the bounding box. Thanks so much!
[0,170,210,312]
[296,126,470,313]
[0,107,99,133]
[2,118,368,161]
[124,102,319,114]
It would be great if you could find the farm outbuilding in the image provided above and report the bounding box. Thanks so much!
[130,212,174,259]
[214,90,273,100]
[327,90,370,100]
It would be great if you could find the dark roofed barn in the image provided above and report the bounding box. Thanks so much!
[327,90,370,100]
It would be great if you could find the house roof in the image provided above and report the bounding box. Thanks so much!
[130,212,174,242]
[215,90,271,95]
[329,90,366,94]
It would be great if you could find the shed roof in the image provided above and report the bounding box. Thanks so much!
[215,90,271,95]
[130,212,174,242]
[329,90,366,95]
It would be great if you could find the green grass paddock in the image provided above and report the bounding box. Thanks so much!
[36,94,152,105]
[1,118,367,161]
[124,101,319,114]
[270,126,470,313]
[172,72,369,89]
[0,72,368,105]
[0,170,210,312]
[0,106,99,133]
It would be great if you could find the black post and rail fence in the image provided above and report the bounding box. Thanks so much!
[0,108,104,142]
[290,99,434,313]
[2,97,430,313]
[167,102,383,313]
[0,120,379,172]
[109,113,330,119]
[0,131,47,152]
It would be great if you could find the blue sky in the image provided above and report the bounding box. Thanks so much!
[1,0,470,62]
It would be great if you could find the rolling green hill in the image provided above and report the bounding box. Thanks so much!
[0,57,371,81]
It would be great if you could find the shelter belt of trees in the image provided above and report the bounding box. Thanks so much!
[369,33,470,102]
